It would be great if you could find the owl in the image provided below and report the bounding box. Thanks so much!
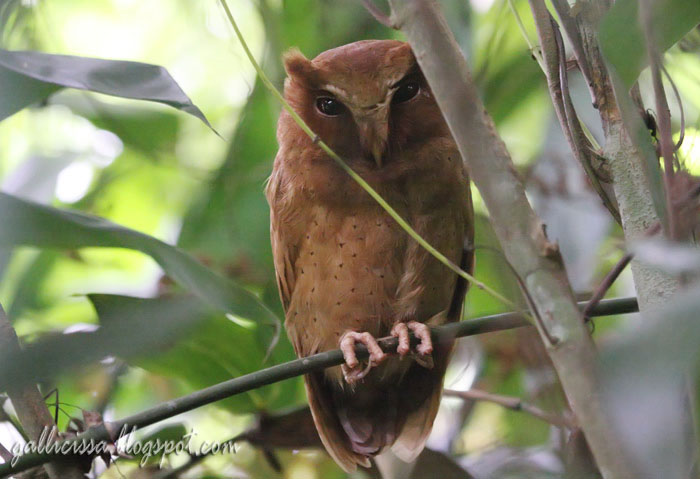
[266,39,473,472]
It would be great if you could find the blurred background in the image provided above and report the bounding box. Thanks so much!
[0,0,699,478]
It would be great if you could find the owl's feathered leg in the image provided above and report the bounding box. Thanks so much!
[340,331,387,384]
[390,322,434,369]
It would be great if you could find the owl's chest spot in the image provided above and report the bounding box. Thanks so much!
[288,205,407,329]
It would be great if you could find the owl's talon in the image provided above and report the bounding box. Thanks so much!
[407,321,433,356]
[390,322,411,356]
[339,331,386,384]
[393,321,434,369]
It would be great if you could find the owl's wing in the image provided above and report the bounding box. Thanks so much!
[447,190,475,323]
[266,162,371,471]
[393,181,475,462]
[266,165,300,314]
[392,240,473,463]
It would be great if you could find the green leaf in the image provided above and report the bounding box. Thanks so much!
[0,48,214,131]
[90,294,302,413]
[599,0,700,88]
[0,193,280,335]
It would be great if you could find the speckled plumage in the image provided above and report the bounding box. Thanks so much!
[266,40,473,472]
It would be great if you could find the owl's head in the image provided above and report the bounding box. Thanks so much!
[281,40,449,168]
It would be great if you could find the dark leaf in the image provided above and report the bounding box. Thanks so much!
[91,295,302,413]
[0,193,281,335]
[0,48,214,131]
[599,0,700,87]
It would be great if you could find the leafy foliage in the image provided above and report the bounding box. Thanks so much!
[0,48,214,128]
[599,0,700,87]
[0,0,698,478]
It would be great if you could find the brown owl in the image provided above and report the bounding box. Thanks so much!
[266,39,473,472]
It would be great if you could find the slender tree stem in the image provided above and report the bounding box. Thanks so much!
[0,307,84,479]
[639,0,677,239]
[0,297,637,477]
[385,1,640,477]
[0,443,12,463]
[583,253,633,321]
[444,389,574,429]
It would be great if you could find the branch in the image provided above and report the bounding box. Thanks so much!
[639,0,677,239]
[444,389,574,429]
[0,306,84,479]
[361,0,396,29]
[385,1,639,477]
[527,0,620,223]
[559,0,679,313]
[0,442,12,463]
[583,253,633,321]
[0,297,637,477]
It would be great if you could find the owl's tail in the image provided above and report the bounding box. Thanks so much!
[304,372,371,472]
[305,340,453,472]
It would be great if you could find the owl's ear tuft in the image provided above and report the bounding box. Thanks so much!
[385,42,416,73]
[283,48,319,87]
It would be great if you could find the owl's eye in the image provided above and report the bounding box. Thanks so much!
[316,97,346,116]
[392,81,420,104]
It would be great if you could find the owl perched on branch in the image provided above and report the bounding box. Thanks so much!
[266,40,473,472]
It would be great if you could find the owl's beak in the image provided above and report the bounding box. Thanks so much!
[356,112,389,168]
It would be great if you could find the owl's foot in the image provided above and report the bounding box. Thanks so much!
[391,321,434,369]
[339,331,387,384]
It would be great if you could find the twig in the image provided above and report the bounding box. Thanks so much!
[661,65,685,153]
[506,0,544,69]
[0,306,84,479]
[0,406,29,443]
[361,0,396,29]
[0,442,12,463]
[549,0,596,104]
[0,297,638,477]
[444,389,574,429]
[583,253,633,322]
[639,0,677,240]
[216,0,518,312]
[527,0,620,223]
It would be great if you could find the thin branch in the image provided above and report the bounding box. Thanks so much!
[216,0,518,312]
[583,253,633,322]
[549,0,596,104]
[506,0,544,69]
[0,306,84,479]
[361,0,396,29]
[527,0,620,223]
[661,65,685,153]
[0,297,638,477]
[0,442,12,463]
[0,406,29,443]
[639,0,677,240]
[444,388,574,429]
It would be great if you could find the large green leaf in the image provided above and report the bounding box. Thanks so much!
[599,0,700,88]
[0,48,213,130]
[90,294,302,413]
[0,193,280,334]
